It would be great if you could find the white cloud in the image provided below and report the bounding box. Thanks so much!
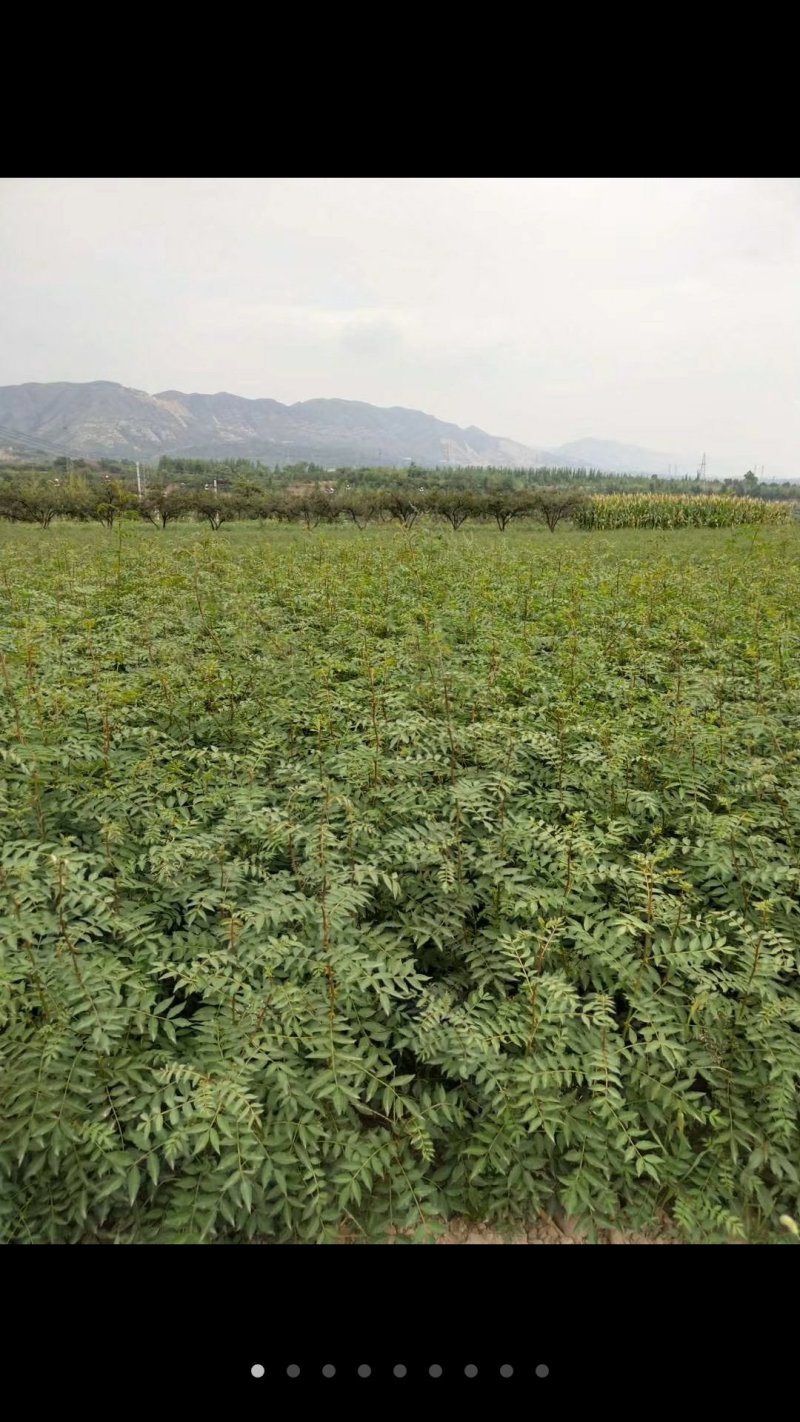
[0,177,797,474]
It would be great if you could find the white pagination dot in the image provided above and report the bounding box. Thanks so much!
[250,1364,265,1378]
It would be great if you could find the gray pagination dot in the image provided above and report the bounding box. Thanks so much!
[464,1364,478,1377]
[358,1364,371,1378]
[286,1364,300,1378]
[393,1364,407,1378]
[500,1364,514,1378]
[429,1364,443,1378]
[322,1364,336,1378]
[250,1364,265,1378]
[536,1363,550,1378]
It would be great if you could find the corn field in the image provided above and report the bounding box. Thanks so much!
[574,493,791,531]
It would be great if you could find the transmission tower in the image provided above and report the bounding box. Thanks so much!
[697,453,707,480]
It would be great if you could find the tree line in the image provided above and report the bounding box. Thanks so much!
[153,457,799,500]
[3,454,796,501]
[0,474,587,532]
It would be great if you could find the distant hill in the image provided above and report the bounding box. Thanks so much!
[0,382,778,481]
[0,381,567,469]
[553,439,790,483]
[555,437,690,478]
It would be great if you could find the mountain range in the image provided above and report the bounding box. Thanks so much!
[0,380,733,478]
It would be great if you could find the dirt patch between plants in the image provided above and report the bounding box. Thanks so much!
[335,1209,688,1245]
[433,1214,678,1244]
[285,1209,749,1244]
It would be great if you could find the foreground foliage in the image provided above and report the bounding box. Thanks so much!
[1,522,799,1243]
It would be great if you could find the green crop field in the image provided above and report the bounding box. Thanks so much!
[1,518,799,1244]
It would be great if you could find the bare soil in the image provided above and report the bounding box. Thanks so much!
[334,1209,690,1245]
[433,1214,678,1245]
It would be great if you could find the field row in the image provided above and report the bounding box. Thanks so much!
[1,523,799,1242]
[0,478,793,531]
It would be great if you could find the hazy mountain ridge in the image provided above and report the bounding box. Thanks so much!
[0,382,570,469]
[0,381,775,479]
[556,438,690,477]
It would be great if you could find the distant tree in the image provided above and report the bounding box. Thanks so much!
[139,487,190,530]
[232,478,263,498]
[22,479,70,528]
[334,491,377,529]
[243,493,276,523]
[380,491,423,528]
[189,491,238,531]
[259,493,294,523]
[0,484,22,522]
[0,478,62,525]
[89,479,137,530]
[284,489,336,530]
[425,489,480,531]
[61,474,93,520]
[483,490,535,532]
[532,488,586,532]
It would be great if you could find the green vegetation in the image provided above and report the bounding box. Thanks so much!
[0,470,793,534]
[574,493,791,530]
[3,454,800,510]
[152,456,800,503]
[1,520,799,1244]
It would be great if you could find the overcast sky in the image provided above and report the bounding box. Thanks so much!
[1,177,798,475]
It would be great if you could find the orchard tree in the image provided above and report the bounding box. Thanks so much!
[425,489,484,531]
[334,490,377,529]
[533,487,586,532]
[483,490,535,532]
[288,489,337,530]
[381,491,423,528]
[90,479,137,530]
[190,490,238,531]
[140,487,190,530]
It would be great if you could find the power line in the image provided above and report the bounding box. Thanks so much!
[0,421,70,456]
[0,421,75,463]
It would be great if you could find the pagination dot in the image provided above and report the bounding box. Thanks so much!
[286,1364,300,1378]
[322,1364,336,1378]
[250,1363,265,1378]
[465,1363,478,1377]
[536,1363,550,1378]
[500,1363,514,1377]
[358,1364,371,1378]
[393,1364,407,1378]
